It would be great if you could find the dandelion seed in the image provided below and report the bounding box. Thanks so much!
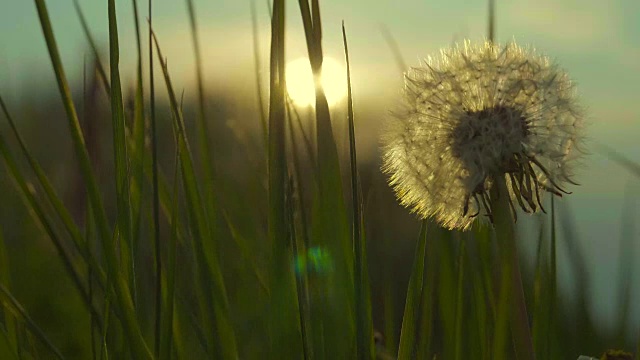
[381,41,585,230]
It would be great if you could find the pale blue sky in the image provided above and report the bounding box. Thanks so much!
[1,0,640,336]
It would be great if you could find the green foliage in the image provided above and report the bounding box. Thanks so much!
[0,0,636,359]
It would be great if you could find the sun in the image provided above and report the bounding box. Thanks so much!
[285,56,347,107]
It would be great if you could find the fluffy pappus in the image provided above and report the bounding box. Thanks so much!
[381,40,585,230]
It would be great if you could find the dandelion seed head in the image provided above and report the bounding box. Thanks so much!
[381,40,585,230]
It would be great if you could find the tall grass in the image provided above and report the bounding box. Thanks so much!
[0,0,637,359]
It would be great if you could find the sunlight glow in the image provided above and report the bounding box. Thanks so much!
[285,56,347,107]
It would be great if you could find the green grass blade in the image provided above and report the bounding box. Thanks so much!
[379,25,407,74]
[468,226,491,360]
[140,145,196,253]
[152,31,238,359]
[190,0,271,319]
[100,245,113,360]
[532,216,551,358]
[0,285,65,360]
[0,225,18,358]
[250,0,268,150]
[159,149,181,360]
[548,196,558,356]
[184,5,241,354]
[32,0,109,234]
[129,0,146,261]
[221,210,269,292]
[107,0,135,300]
[185,0,218,230]
[311,0,322,49]
[32,1,151,357]
[0,328,19,360]
[343,22,373,360]
[266,1,302,357]
[286,101,312,248]
[0,128,101,321]
[397,220,428,359]
[453,237,467,360]
[169,298,188,360]
[286,103,314,357]
[615,186,636,345]
[382,274,396,354]
[72,0,111,95]
[148,0,163,357]
[286,175,311,359]
[413,223,443,360]
[0,96,80,252]
[596,143,640,178]
[268,0,287,283]
[488,0,496,42]
[128,0,151,354]
[85,201,98,360]
[286,95,316,167]
[298,1,354,356]
[0,96,108,293]
[436,229,457,357]
[490,178,534,360]
[557,202,598,355]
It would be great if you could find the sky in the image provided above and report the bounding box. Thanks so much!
[1,0,640,336]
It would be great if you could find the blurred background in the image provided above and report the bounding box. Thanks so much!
[0,0,639,357]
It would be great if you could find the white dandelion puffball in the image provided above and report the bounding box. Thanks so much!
[381,41,584,230]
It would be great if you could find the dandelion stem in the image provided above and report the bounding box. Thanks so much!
[488,0,495,43]
[491,176,535,360]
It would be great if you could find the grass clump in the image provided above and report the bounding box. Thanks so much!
[0,0,637,359]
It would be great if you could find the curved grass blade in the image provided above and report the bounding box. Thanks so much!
[129,0,147,268]
[0,128,104,327]
[33,1,151,357]
[147,1,164,356]
[0,285,65,360]
[286,175,310,359]
[159,146,181,360]
[379,24,407,74]
[343,22,373,360]
[250,0,268,150]
[286,101,311,248]
[0,96,107,294]
[298,1,354,355]
[128,0,152,354]
[107,0,136,304]
[0,225,18,359]
[221,210,269,293]
[72,0,110,95]
[397,220,428,359]
[595,143,640,178]
[185,0,219,235]
[1,94,110,340]
[266,1,303,357]
[0,328,19,360]
[286,101,314,357]
[152,30,238,359]
[286,95,316,167]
